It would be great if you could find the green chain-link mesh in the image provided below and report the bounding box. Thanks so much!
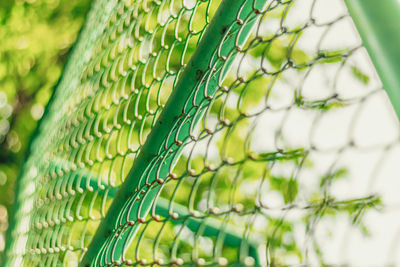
[4,0,400,266]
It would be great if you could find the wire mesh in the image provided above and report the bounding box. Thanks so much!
[4,0,400,266]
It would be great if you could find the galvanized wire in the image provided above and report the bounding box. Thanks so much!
[4,0,400,266]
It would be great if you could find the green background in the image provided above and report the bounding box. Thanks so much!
[0,0,91,260]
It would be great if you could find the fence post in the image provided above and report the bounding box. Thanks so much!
[344,0,400,118]
[80,0,267,265]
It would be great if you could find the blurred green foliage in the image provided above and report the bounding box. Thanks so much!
[0,0,91,254]
[1,0,381,265]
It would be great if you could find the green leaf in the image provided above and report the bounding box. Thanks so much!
[316,49,348,64]
[269,176,299,204]
[351,65,370,84]
[256,148,305,162]
[236,75,271,110]
[292,48,309,66]
[319,168,348,189]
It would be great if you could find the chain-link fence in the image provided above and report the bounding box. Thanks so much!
[4,0,400,266]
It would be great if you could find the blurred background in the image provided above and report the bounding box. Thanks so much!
[0,0,91,258]
[1,0,400,266]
